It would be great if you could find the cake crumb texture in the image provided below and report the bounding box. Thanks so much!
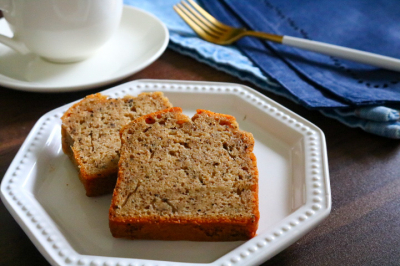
[61,92,172,196]
[109,107,259,241]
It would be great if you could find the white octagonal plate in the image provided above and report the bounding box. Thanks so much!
[1,80,331,266]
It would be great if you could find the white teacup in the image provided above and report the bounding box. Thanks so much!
[0,0,123,63]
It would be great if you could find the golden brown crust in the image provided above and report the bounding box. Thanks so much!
[109,107,259,241]
[194,109,239,129]
[109,219,257,241]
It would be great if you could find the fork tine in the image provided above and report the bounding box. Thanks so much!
[181,1,225,34]
[173,4,219,41]
[186,0,232,30]
[174,3,220,39]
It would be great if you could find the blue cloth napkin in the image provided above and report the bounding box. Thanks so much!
[123,0,400,139]
[203,0,400,107]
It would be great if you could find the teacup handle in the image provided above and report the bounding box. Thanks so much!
[0,0,30,54]
[0,34,30,54]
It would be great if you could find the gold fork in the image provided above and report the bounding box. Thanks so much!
[173,0,400,72]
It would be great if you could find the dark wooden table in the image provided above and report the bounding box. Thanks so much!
[1,50,399,265]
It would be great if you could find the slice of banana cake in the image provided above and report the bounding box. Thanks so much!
[61,92,172,197]
[109,107,259,241]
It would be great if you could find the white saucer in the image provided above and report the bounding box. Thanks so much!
[0,6,169,92]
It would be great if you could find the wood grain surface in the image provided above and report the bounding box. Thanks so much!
[1,50,399,265]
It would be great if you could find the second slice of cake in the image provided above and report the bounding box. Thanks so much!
[109,107,259,241]
[61,92,172,196]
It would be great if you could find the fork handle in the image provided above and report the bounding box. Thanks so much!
[282,36,400,72]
